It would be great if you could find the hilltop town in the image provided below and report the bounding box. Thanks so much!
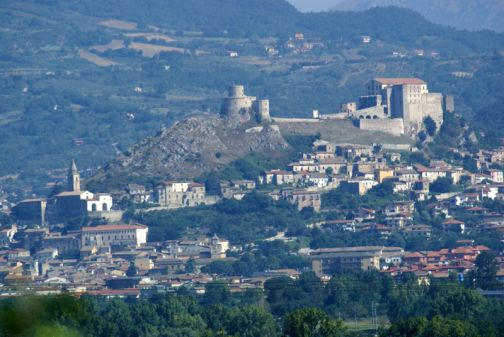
[1,79,503,301]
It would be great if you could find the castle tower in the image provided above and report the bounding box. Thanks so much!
[221,85,255,122]
[67,160,81,192]
[253,99,271,122]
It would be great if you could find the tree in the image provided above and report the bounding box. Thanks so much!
[463,156,478,173]
[202,280,231,305]
[430,177,455,193]
[185,258,196,273]
[325,167,334,176]
[283,308,346,337]
[126,261,137,277]
[370,180,395,197]
[380,316,480,337]
[424,116,437,136]
[474,251,499,290]
[228,306,279,337]
[418,131,428,143]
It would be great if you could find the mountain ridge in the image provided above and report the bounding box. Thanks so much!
[332,0,504,32]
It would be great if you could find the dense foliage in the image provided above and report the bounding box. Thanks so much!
[133,192,315,244]
[1,270,503,337]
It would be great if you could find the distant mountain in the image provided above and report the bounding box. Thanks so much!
[333,0,504,32]
[287,0,344,12]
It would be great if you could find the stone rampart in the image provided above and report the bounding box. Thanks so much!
[358,118,404,136]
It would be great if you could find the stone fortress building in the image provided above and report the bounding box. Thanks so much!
[343,78,445,136]
[219,78,448,138]
[221,85,271,123]
[155,181,219,209]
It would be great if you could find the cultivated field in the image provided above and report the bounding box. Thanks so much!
[91,39,125,53]
[98,19,137,30]
[128,42,187,57]
[79,50,120,67]
[124,33,175,43]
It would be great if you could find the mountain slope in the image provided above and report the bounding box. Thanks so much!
[333,0,504,32]
[87,116,289,190]
[1,0,504,195]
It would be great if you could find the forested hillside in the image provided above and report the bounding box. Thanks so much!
[1,0,504,196]
[334,0,504,32]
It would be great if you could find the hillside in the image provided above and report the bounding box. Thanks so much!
[1,0,504,196]
[333,0,504,32]
[87,116,289,190]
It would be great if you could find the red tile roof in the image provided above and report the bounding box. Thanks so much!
[443,219,464,225]
[82,224,147,232]
[87,289,140,296]
[374,78,426,85]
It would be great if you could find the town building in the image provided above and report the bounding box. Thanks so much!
[155,181,216,208]
[81,224,148,248]
[310,246,404,276]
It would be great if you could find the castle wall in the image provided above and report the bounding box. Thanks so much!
[351,105,387,120]
[358,95,382,110]
[444,95,455,113]
[273,117,320,123]
[390,85,405,119]
[253,99,271,122]
[422,93,444,126]
[391,85,443,132]
[358,118,405,136]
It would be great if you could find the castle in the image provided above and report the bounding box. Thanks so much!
[221,85,271,123]
[221,78,447,137]
[342,78,445,136]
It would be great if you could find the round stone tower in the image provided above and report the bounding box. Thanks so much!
[253,99,271,122]
[228,85,245,98]
[221,85,254,122]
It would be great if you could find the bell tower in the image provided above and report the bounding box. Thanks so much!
[67,160,81,192]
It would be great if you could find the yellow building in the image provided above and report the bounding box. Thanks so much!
[375,168,395,183]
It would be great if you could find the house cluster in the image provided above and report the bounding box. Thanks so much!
[255,138,504,216]
[308,242,502,285]
[0,219,247,296]
[282,32,325,54]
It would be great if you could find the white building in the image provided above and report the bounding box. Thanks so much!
[81,224,148,248]
[87,193,113,212]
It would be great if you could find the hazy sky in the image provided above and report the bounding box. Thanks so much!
[287,0,343,12]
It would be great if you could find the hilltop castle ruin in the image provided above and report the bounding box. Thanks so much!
[221,85,271,124]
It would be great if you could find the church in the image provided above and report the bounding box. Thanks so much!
[52,160,113,217]
[13,161,114,224]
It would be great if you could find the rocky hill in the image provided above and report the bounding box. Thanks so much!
[333,0,504,32]
[88,115,288,189]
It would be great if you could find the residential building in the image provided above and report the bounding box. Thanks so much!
[156,181,211,208]
[310,246,404,276]
[81,224,148,248]
[402,225,432,239]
